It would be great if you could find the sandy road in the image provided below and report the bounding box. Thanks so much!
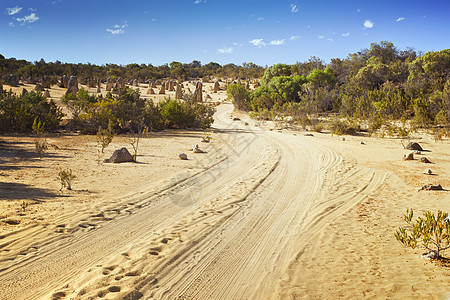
[0,103,384,299]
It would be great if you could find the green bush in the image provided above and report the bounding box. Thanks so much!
[395,209,450,258]
[227,83,250,110]
[0,90,63,133]
[330,118,359,135]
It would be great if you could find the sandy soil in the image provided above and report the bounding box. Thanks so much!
[0,82,449,299]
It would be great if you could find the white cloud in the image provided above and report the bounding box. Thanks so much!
[194,0,206,4]
[16,13,39,24]
[396,17,405,22]
[7,6,22,15]
[357,8,361,13]
[364,20,374,28]
[291,4,299,13]
[327,38,333,42]
[318,35,325,39]
[257,17,264,21]
[233,42,244,47]
[107,22,128,35]
[249,38,266,47]
[290,35,300,40]
[342,32,350,37]
[268,39,285,46]
[8,22,15,27]
[217,47,233,54]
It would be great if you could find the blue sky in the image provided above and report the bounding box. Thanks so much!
[1,0,449,66]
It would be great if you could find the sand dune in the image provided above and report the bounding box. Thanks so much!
[1,87,449,299]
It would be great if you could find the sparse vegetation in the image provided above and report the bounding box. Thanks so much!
[395,209,450,259]
[32,118,47,159]
[58,168,77,192]
[96,122,116,163]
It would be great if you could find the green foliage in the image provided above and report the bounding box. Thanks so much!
[261,64,292,85]
[129,124,148,162]
[395,209,450,258]
[58,168,76,192]
[227,84,250,110]
[96,122,116,165]
[267,76,302,102]
[330,118,359,135]
[0,90,63,133]
[160,99,214,129]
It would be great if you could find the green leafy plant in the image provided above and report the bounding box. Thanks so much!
[58,168,76,191]
[395,209,450,258]
[32,118,47,159]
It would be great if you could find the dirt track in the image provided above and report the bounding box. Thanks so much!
[0,103,409,299]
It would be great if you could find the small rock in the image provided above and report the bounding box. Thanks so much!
[341,137,345,141]
[360,141,365,145]
[179,153,188,160]
[422,250,438,260]
[244,122,249,125]
[422,169,433,175]
[419,184,443,191]
[406,142,423,151]
[233,117,240,121]
[420,157,431,163]
[304,133,314,137]
[192,144,206,153]
[403,153,414,161]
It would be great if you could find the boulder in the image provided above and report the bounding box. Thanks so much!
[419,184,443,191]
[403,153,414,161]
[422,169,433,175]
[406,142,423,151]
[179,153,188,160]
[104,148,135,163]
[420,157,431,163]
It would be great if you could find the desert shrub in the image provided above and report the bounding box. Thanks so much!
[97,122,116,156]
[32,118,47,159]
[330,118,359,135]
[58,168,76,191]
[395,209,450,258]
[160,99,214,129]
[227,83,250,110]
[0,90,63,132]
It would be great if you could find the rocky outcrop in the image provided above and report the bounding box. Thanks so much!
[419,184,443,191]
[402,153,414,161]
[44,90,51,97]
[175,84,182,99]
[147,88,155,94]
[104,148,135,163]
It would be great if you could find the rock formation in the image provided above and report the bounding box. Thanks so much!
[159,83,165,94]
[65,76,79,97]
[60,75,69,88]
[213,82,220,93]
[34,83,45,91]
[44,90,51,97]
[402,153,414,161]
[179,153,188,160]
[194,82,203,102]
[175,84,182,99]
[147,88,155,94]
[7,74,19,87]
[106,77,114,91]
